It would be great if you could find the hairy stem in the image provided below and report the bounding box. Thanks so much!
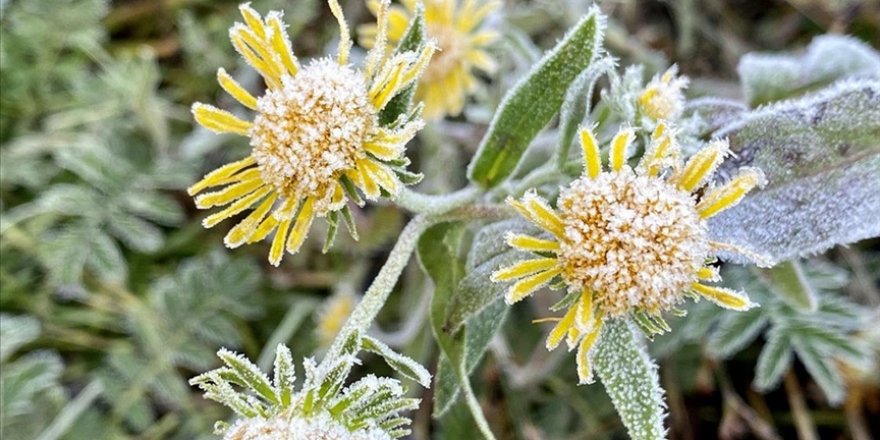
[394,185,481,215]
[323,214,433,363]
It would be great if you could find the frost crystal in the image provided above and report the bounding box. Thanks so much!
[558,168,708,316]
[252,59,376,214]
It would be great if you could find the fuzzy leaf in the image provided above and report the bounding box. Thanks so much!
[738,35,880,106]
[710,80,880,265]
[753,329,793,392]
[792,337,845,405]
[444,250,520,334]
[216,349,278,406]
[760,260,817,311]
[361,335,432,388]
[467,8,604,187]
[706,308,768,360]
[593,319,666,440]
[0,314,41,363]
[556,56,613,167]
[432,356,460,417]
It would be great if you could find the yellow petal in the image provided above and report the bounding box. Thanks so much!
[248,198,296,245]
[229,24,282,89]
[691,283,756,311]
[224,193,279,248]
[266,12,299,76]
[188,156,257,196]
[192,103,251,136]
[522,193,565,238]
[355,161,381,200]
[696,265,720,281]
[576,317,603,385]
[575,290,594,331]
[546,305,578,351]
[217,68,257,110]
[676,139,729,192]
[269,217,292,267]
[505,233,559,253]
[238,3,267,40]
[579,127,601,179]
[328,0,352,65]
[362,160,399,194]
[286,197,315,254]
[506,267,563,304]
[202,186,272,228]
[195,173,263,209]
[609,127,634,172]
[491,257,559,282]
[697,168,765,218]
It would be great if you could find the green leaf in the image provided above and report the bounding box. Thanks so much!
[0,314,41,363]
[593,319,666,440]
[556,56,614,168]
[760,260,817,311]
[107,212,164,253]
[753,329,793,392]
[706,309,767,360]
[738,35,880,106]
[86,231,127,284]
[710,80,880,265]
[444,250,520,334]
[432,355,460,417]
[467,8,605,187]
[217,349,278,406]
[361,335,432,388]
[791,336,845,405]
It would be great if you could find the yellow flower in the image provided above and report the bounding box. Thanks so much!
[316,292,356,348]
[491,123,765,384]
[638,65,689,121]
[189,2,435,266]
[360,0,500,119]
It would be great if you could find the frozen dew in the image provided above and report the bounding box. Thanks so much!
[557,168,710,316]
[251,58,377,214]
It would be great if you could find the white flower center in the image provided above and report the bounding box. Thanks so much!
[557,168,709,316]
[251,59,376,212]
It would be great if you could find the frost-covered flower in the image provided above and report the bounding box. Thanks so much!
[189,2,435,265]
[361,0,500,119]
[491,124,765,384]
[638,65,689,121]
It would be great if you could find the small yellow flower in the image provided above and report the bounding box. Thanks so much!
[638,66,689,121]
[316,292,356,348]
[189,2,435,266]
[492,123,765,384]
[360,0,500,119]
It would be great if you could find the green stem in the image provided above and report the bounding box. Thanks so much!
[460,362,497,440]
[322,214,433,363]
[321,203,508,367]
[393,185,481,215]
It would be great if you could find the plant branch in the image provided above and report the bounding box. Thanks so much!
[394,185,481,215]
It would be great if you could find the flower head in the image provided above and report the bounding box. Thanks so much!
[361,0,500,119]
[638,65,689,121]
[189,2,435,265]
[193,343,426,440]
[491,123,765,384]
